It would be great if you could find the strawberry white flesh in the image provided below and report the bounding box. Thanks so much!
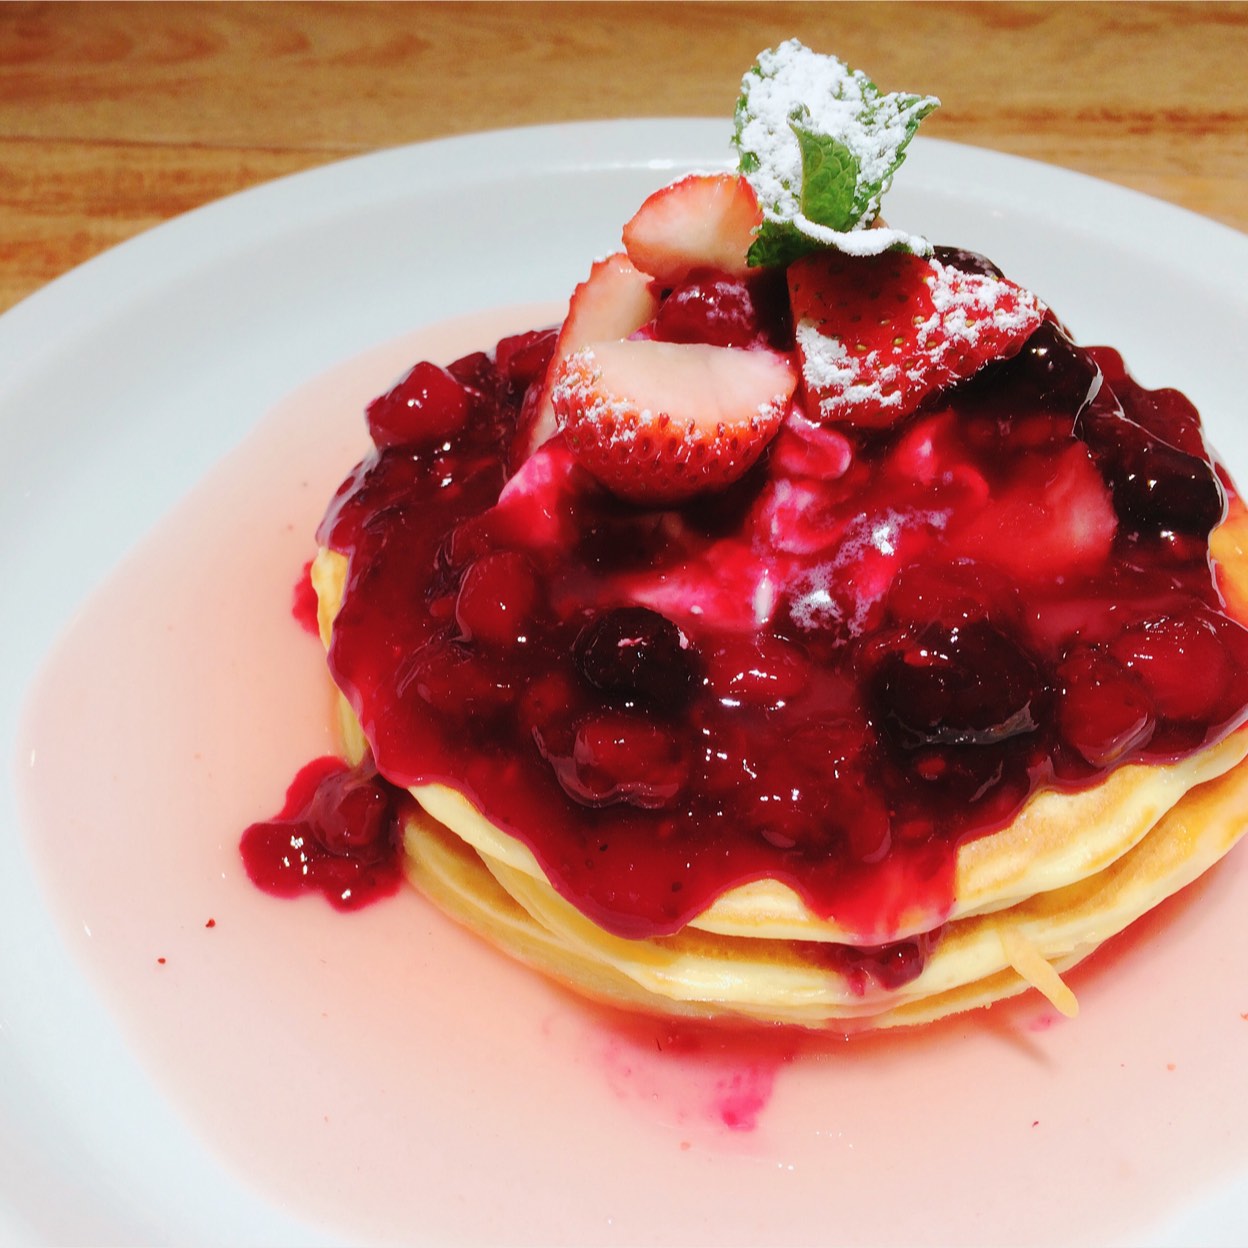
[552,338,797,504]
[622,173,763,285]
[521,252,659,460]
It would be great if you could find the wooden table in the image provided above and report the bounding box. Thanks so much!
[2,1,1245,317]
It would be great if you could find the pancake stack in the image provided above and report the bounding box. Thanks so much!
[311,520,1248,1029]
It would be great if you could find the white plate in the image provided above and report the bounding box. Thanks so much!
[3,121,1248,1246]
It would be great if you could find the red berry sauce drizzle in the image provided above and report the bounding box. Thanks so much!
[241,755,410,910]
[244,250,1248,982]
[291,557,321,637]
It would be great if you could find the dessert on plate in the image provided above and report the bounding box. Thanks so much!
[245,41,1248,1029]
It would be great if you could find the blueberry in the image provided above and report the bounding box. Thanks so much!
[1080,402,1225,539]
[574,606,696,709]
[868,619,1043,749]
[931,246,1004,278]
[962,320,1101,421]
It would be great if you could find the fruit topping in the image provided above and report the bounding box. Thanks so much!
[961,318,1101,419]
[702,632,810,708]
[1079,391,1226,541]
[643,268,789,351]
[366,361,473,450]
[733,40,939,265]
[622,172,764,284]
[241,757,406,910]
[519,252,660,460]
[930,246,1004,279]
[542,712,690,810]
[1056,646,1154,768]
[1108,610,1234,724]
[816,929,938,995]
[453,550,543,647]
[289,41,1248,952]
[551,338,797,503]
[953,442,1118,583]
[768,409,853,480]
[867,618,1043,750]
[495,327,559,391]
[574,606,697,710]
[788,249,1046,428]
[313,292,1248,937]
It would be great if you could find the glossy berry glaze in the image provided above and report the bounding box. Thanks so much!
[247,252,1248,947]
[241,756,408,909]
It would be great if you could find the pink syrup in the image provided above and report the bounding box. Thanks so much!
[15,306,1248,1246]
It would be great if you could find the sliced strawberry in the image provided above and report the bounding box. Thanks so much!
[551,339,797,505]
[622,173,763,286]
[788,250,1045,429]
[517,251,659,463]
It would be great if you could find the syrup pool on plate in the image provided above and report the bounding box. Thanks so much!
[16,307,1248,1246]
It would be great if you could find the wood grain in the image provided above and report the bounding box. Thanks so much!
[2,1,1245,315]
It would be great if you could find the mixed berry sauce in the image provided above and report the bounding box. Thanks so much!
[241,755,408,910]
[245,252,1248,953]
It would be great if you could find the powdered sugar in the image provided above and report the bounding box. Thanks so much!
[786,508,948,638]
[735,39,938,255]
[795,318,907,414]
[927,260,1040,338]
[551,349,647,443]
[792,215,928,257]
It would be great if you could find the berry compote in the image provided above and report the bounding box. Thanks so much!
[260,264,1248,949]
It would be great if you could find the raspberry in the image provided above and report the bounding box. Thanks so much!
[550,712,688,809]
[702,633,809,707]
[495,328,558,389]
[1056,646,1155,767]
[1109,610,1231,723]
[366,361,472,450]
[309,771,395,862]
[647,270,772,350]
[454,551,543,647]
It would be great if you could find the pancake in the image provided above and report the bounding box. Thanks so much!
[311,504,1248,1028]
[396,755,1248,1029]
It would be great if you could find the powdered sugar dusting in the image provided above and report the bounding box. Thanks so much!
[928,259,1041,339]
[549,339,797,503]
[796,318,906,414]
[797,255,1046,423]
[735,39,937,254]
[551,346,645,446]
[792,215,923,257]
[787,508,949,638]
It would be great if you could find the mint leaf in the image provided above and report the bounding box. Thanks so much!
[740,119,862,267]
[792,117,859,232]
[743,220,810,270]
[736,122,854,268]
[733,40,939,264]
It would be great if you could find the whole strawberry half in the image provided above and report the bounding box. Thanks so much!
[552,339,797,505]
[788,250,1045,428]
